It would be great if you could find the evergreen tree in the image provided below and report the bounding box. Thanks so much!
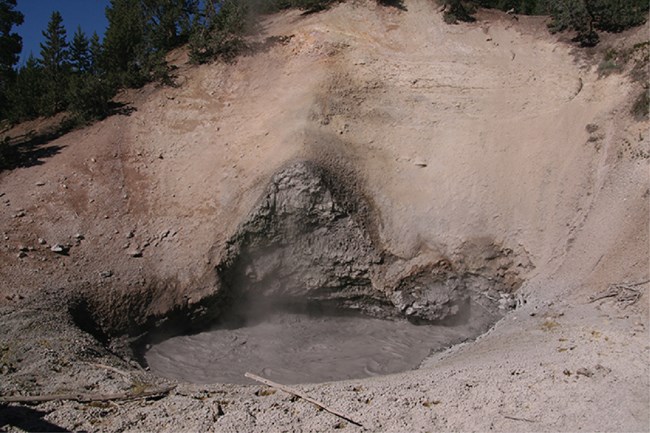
[70,26,91,73]
[441,0,476,23]
[39,11,69,114]
[0,0,24,119]
[581,0,647,33]
[39,11,69,73]
[67,72,115,121]
[67,26,115,121]
[442,0,648,44]
[544,0,648,46]
[89,31,103,75]
[7,54,44,121]
[103,0,147,87]
[142,0,199,52]
[189,0,247,63]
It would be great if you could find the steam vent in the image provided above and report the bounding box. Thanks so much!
[0,0,648,431]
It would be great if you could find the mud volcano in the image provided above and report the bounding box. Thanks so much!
[139,161,527,384]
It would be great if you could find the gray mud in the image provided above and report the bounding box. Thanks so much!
[144,308,493,385]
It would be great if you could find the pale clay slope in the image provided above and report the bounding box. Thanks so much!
[1,0,649,431]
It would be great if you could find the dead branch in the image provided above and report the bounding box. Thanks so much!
[589,280,647,308]
[502,413,537,423]
[85,362,132,380]
[244,372,363,428]
[0,385,175,404]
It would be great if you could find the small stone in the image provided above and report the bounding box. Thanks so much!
[126,231,134,239]
[128,249,143,258]
[594,364,611,374]
[17,251,27,258]
[38,238,47,245]
[50,244,70,255]
[74,233,85,241]
[160,229,170,239]
[13,210,25,218]
[35,181,45,186]
[576,368,593,378]
[100,270,113,278]
[18,245,28,252]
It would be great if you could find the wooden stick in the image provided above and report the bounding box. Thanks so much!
[85,362,132,379]
[501,413,537,423]
[244,372,363,428]
[0,385,175,404]
[589,280,648,303]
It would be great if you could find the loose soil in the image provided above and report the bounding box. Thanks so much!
[0,1,648,432]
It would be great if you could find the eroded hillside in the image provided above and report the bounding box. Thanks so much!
[0,1,648,431]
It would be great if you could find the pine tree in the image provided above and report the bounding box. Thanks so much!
[586,0,648,32]
[142,0,199,52]
[70,26,90,73]
[441,0,476,23]
[189,0,247,63]
[39,11,69,114]
[89,31,103,75]
[40,11,69,73]
[0,0,24,119]
[103,0,147,87]
[67,72,115,121]
[7,54,44,121]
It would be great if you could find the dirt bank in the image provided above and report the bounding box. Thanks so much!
[0,0,648,431]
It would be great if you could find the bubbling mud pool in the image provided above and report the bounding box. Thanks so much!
[144,311,493,385]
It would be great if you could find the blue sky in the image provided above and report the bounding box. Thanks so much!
[15,0,111,65]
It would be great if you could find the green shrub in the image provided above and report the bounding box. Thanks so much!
[67,74,116,121]
[441,0,476,22]
[288,0,336,12]
[189,0,248,64]
[597,58,623,76]
[443,11,458,23]
[0,136,10,170]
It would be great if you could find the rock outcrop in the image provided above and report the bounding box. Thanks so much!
[216,161,387,318]
[215,161,527,323]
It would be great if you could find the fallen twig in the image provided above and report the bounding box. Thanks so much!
[0,385,175,404]
[589,280,648,307]
[244,372,363,428]
[501,413,538,423]
[85,362,132,379]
